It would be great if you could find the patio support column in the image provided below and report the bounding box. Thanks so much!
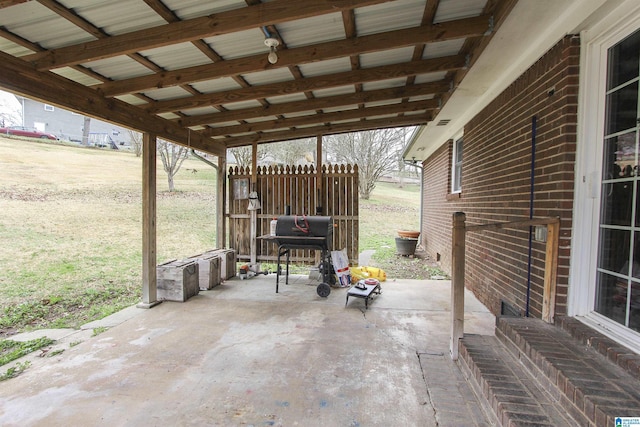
[250,142,258,266]
[139,132,160,308]
[216,153,227,249]
[450,212,466,360]
[316,135,323,214]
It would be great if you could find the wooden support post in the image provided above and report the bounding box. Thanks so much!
[217,154,227,249]
[542,220,560,323]
[450,212,466,360]
[250,142,258,265]
[316,135,323,214]
[139,132,160,308]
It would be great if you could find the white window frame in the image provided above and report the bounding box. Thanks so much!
[451,133,463,194]
[570,0,640,352]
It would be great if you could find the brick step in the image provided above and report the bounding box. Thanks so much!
[459,334,577,426]
[556,316,640,380]
[496,317,640,427]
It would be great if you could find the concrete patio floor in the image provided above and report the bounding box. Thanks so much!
[0,275,495,426]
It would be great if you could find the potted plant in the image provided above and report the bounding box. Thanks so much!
[395,230,419,256]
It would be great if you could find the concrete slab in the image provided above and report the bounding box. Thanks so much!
[0,275,494,426]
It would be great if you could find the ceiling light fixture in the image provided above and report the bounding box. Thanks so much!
[264,37,279,64]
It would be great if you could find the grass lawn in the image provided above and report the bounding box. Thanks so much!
[0,136,441,336]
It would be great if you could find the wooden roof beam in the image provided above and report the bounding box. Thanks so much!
[223,114,431,147]
[147,55,465,114]
[95,15,489,97]
[0,50,225,156]
[177,80,449,126]
[23,0,394,70]
[204,99,438,137]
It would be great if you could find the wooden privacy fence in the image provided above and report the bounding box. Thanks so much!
[449,212,560,360]
[228,164,359,265]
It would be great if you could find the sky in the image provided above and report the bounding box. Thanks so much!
[0,90,22,126]
[0,90,20,108]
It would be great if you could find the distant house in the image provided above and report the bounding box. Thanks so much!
[15,95,134,147]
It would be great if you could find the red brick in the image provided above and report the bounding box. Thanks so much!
[421,36,578,320]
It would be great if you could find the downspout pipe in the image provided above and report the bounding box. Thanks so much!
[525,116,537,317]
[191,149,218,171]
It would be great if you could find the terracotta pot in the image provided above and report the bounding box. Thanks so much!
[397,230,420,239]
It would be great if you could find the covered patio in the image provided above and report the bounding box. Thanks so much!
[0,276,494,425]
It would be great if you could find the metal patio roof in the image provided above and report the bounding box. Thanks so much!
[0,0,517,157]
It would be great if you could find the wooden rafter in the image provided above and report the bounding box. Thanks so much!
[23,0,394,70]
[223,114,430,147]
[177,80,449,127]
[147,56,465,114]
[204,99,438,137]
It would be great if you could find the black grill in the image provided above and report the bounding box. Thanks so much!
[273,215,334,296]
[274,215,333,250]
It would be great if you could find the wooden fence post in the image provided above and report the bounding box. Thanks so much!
[451,212,466,360]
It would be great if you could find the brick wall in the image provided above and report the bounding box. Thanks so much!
[422,35,579,318]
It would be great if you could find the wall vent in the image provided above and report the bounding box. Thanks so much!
[436,119,451,126]
[501,300,520,317]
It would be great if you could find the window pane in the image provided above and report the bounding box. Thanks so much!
[602,132,637,180]
[605,81,638,135]
[455,139,463,163]
[630,280,640,332]
[453,164,462,191]
[608,28,640,90]
[595,271,627,326]
[601,180,633,226]
[597,228,630,273]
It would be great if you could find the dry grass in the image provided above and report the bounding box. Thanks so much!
[0,136,217,333]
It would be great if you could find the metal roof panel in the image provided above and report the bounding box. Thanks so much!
[359,47,415,68]
[143,86,192,101]
[362,77,408,91]
[413,71,449,84]
[312,85,356,98]
[265,93,309,104]
[83,56,153,81]
[276,12,346,48]
[0,2,95,50]
[190,77,242,95]
[138,43,212,71]
[58,0,166,36]
[434,0,488,23]
[422,39,466,59]
[51,67,103,86]
[298,57,353,78]
[241,68,295,86]
[161,0,247,20]
[355,0,427,36]
[204,28,268,60]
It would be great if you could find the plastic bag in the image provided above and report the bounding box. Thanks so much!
[350,266,387,282]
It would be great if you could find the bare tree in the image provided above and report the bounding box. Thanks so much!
[268,138,316,166]
[127,129,143,157]
[326,128,409,199]
[0,93,21,127]
[230,145,268,168]
[158,139,189,192]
